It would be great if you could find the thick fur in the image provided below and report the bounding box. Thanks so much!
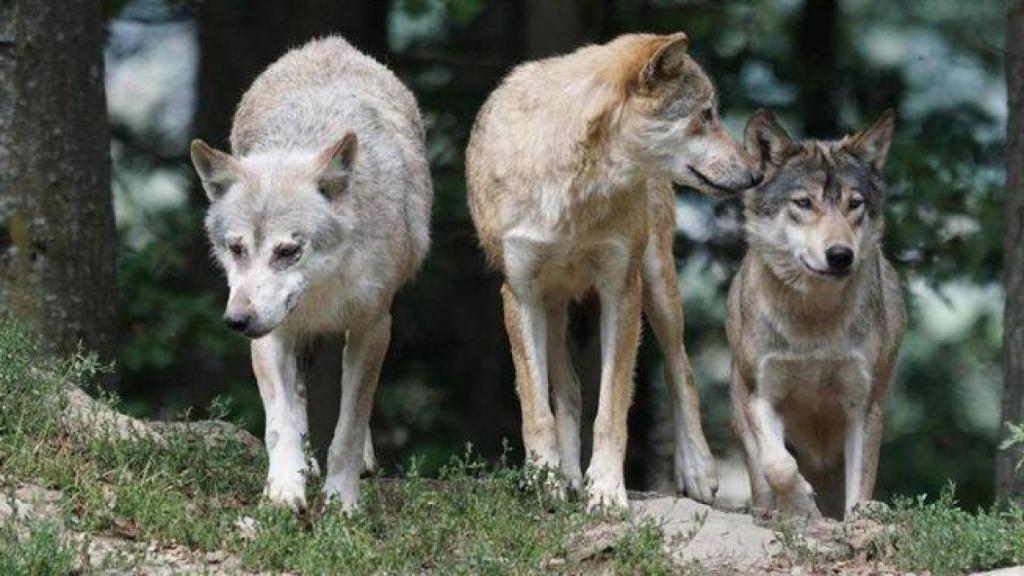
[467,33,762,509]
[190,37,432,512]
[727,110,906,519]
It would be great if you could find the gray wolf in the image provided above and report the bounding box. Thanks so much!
[189,37,432,512]
[466,32,762,509]
[728,110,906,519]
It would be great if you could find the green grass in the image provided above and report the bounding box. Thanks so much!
[879,484,1024,575]
[0,317,680,574]
[0,519,78,576]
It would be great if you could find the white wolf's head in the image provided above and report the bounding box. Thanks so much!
[610,33,763,196]
[190,134,358,338]
[741,109,895,287]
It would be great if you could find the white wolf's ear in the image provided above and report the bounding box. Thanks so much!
[315,132,358,200]
[743,109,795,170]
[845,109,896,171]
[640,33,689,90]
[190,140,241,202]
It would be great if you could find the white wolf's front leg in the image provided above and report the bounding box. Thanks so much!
[252,334,311,512]
[586,249,642,511]
[323,313,391,511]
[547,298,583,492]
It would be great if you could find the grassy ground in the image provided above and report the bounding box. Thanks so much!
[0,317,677,574]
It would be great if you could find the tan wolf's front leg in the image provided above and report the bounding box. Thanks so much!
[547,298,583,491]
[586,258,643,511]
[501,283,562,479]
[747,395,820,518]
[252,334,312,512]
[323,313,391,512]
[642,224,718,503]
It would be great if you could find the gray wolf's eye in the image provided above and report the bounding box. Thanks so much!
[792,197,813,210]
[274,243,302,260]
[849,196,864,210]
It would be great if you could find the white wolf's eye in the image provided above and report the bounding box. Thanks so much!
[274,243,302,260]
[227,242,244,257]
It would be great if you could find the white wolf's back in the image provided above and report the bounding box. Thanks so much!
[230,37,431,277]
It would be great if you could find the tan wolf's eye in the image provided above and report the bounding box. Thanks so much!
[701,108,714,122]
[849,196,864,210]
[792,197,813,210]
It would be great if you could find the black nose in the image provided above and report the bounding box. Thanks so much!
[825,246,854,270]
[749,168,764,187]
[223,313,251,332]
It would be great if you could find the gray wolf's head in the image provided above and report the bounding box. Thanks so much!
[741,109,895,285]
[613,33,762,196]
[190,134,357,338]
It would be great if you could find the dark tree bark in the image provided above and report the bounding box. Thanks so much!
[795,0,839,137]
[997,0,1024,505]
[0,0,118,362]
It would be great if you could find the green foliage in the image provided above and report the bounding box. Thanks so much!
[0,520,78,576]
[881,485,1024,575]
[1000,421,1024,472]
[0,316,678,573]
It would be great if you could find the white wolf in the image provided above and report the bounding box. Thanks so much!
[190,37,432,512]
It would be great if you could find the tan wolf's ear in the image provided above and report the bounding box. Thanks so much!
[190,140,241,202]
[845,109,896,171]
[315,132,358,200]
[640,32,689,90]
[743,109,795,170]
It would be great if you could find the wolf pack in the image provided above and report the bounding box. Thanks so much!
[190,33,906,522]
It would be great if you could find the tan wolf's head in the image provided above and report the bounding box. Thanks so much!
[598,33,762,195]
[190,134,358,338]
[740,109,895,285]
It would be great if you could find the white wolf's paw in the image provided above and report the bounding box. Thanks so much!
[321,475,361,513]
[264,476,308,513]
[585,472,628,513]
[674,445,719,504]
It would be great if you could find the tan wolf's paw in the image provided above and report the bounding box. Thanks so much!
[321,476,361,513]
[585,474,628,512]
[264,477,308,513]
[674,447,719,504]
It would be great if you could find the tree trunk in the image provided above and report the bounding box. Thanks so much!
[997,0,1024,505]
[0,0,118,362]
[795,0,839,137]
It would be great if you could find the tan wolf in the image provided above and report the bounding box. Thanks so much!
[189,37,432,512]
[728,110,906,519]
[466,32,762,509]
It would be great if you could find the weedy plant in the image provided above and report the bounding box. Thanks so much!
[0,316,681,574]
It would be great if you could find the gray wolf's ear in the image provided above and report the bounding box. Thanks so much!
[640,32,689,90]
[315,132,358,200]
[845,109,895,171]
[190,140,241,202]
[743,109,795,170]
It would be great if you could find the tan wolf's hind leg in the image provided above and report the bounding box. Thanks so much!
[730,369,773,512]
[501,283,562,482]
[547,298,583,491]
[586,258,643,511]
[642,215,718,503]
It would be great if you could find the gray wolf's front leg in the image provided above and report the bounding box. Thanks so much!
[252,333,312,512]
[323,313,391,511]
